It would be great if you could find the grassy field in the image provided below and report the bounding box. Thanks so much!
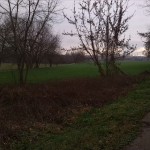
[0,63,98,84]
[0,61,150,84]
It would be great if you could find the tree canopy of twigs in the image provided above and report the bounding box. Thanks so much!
[144,0,150,14]
[139,33,150,58]
[64,0,135,76]
[139,0,150,59]
[0,0,61,84]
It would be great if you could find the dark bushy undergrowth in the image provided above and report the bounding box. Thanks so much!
[0,76,140,148]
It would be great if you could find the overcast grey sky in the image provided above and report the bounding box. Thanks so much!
[54,0,150,55]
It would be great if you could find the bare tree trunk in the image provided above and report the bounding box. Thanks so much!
[25,65,29,84]
[49,59,53,67]
[17,57,25,85]
[97,63,105,76]
[18,67,24,85]
[35,61,40,68]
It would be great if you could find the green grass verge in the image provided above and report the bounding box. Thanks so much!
[10,77,150,150]
[0,61,150,84]
[120,61,150,75]
[0,63,99,84]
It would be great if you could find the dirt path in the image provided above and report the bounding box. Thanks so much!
[125,113,150,150]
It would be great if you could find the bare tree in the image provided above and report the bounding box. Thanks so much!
[0,18,19,65]
[139,0,150,59]
[25,23,61,68]
[0,0,60,84]
[64,0,135,76]
[143,0,150,14]
[139,33,150,58]
[0,27,6,65]
[42,30,61,68]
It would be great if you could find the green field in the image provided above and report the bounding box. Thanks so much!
[0,61,150,84]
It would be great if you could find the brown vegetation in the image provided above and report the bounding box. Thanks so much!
[0,75,141,148]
